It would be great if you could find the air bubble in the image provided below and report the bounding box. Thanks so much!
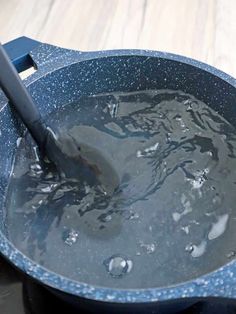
[104,254,133,278]
[63,229,79,246]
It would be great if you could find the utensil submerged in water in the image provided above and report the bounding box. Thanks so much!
[0,43,119,193]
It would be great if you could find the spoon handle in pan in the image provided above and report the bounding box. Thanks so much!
[0,42,48,149]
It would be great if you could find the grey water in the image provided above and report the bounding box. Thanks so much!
[5,89,236,289]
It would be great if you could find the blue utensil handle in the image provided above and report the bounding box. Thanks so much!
[0,41,48,149]
[3,37,41,73]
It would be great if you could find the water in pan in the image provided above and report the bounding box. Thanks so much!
[5,89,236,289]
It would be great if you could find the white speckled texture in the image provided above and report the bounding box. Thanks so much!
[0,38,236,307]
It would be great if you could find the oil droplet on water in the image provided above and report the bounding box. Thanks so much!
[63,229,79,246]
[104,255,133,278]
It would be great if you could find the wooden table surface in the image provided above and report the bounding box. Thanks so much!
[0,0,236,77]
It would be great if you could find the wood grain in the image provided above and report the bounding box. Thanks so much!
[0,0,236,76]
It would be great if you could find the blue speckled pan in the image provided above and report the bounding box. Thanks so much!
[1,37,236,314]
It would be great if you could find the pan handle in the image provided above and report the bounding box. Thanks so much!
[3,37,41,73]
[3,37,85,76]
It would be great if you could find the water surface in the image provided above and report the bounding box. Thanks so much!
[6,89,236,288]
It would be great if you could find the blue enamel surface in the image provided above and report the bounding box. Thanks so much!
[0,38,236,304]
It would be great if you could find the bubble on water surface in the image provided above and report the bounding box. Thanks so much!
[104,254,133,278]
[185,240,207,258]
[139,242,156,254]
[29,162,43,177]
[62,229,79,246]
